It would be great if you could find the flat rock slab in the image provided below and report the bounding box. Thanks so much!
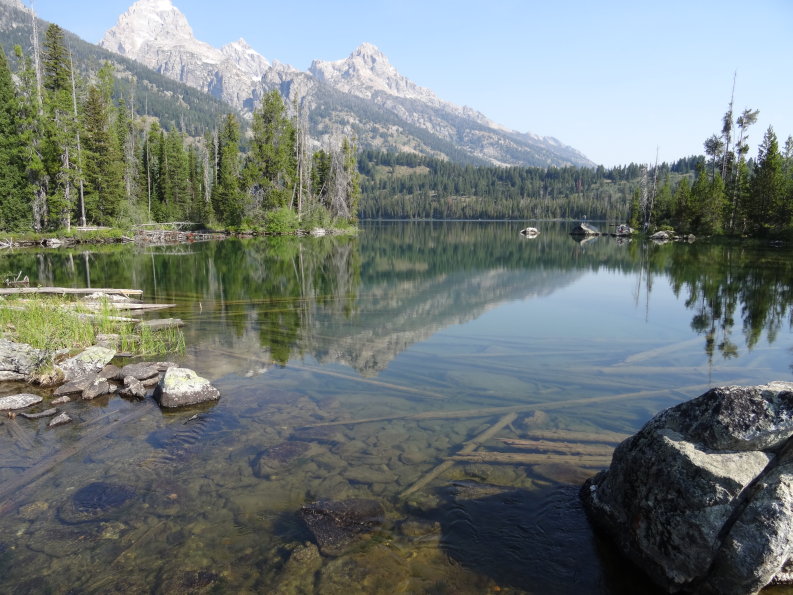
[154,367,219,408]
[299,499,385,556]
[117,361,176,381]
[0,393,43,410]
[58,346,116,383]
[54,373,97,397]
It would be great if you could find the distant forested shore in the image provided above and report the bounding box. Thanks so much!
[359,119,793,238]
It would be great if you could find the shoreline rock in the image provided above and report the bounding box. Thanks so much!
[153,367,220,408]
[581,382,793,594]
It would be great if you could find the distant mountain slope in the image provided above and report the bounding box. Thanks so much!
[100,0,593,167]
[0,0,233,135]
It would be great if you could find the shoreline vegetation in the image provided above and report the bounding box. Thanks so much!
[0,292,185,373]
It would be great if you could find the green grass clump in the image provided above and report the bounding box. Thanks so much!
[0,296,185,362]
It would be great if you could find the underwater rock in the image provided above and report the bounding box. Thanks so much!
[252,441,311,478]
[299,498,385,556]
[58,481,136,524]
[0,393,43,410]
[154,367,220,408]
[582,382,793,594]
[48,412,72,427]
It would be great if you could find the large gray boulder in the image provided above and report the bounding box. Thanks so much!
[153,367,219,408]
[582,382,793,594]
[0,339,48,380]
[57,346,116,382]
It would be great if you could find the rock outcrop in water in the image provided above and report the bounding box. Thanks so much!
[581,382,793,594]
[299,498,385,556]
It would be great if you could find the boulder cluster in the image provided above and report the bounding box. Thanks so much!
[582,382,793,594]
[0,339,219,425]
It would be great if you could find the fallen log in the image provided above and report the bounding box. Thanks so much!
[0,287,143,296]
[136,318,184,331]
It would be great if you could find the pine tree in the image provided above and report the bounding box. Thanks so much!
[41,24,77,229]
[243,90,296,214]
[212,114,244,226]
[0,48,30,230]
[672,176,692,232]
[13,46,47,231]
[82,85,124,223]
[751,127,787,228]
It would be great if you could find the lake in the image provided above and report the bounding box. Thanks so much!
[1,221,792,594]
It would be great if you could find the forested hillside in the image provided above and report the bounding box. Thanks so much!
[359,123,793,237]
[0,21,359,233]
[358,151,699,222]
[0,1,230,135]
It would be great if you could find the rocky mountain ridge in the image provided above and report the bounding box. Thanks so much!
[100,0,592,167]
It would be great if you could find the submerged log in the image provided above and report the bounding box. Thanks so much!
[508,429,631,444]
[450,452,613,467]
[499,438,617,457]
[401,412,518,497]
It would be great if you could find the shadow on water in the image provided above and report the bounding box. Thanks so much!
[435,481,663,595]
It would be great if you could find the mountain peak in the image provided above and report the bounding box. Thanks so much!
[100,0,194,56]
[352,42,386,59]
[0,0,26,11]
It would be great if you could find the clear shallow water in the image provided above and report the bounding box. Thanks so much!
[1,222,792,593]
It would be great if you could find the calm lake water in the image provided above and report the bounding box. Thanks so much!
[1,221,792,594]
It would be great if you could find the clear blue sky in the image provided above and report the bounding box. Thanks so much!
[26,0,793,167]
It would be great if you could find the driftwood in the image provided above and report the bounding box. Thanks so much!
[400,412,517,497]
[136,318,184,331]
[448,452,613,467]
[77,313,139,323]
[82,302,174,312]
[0,287,143,296]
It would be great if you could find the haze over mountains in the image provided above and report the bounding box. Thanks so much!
[98,0,592,167]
